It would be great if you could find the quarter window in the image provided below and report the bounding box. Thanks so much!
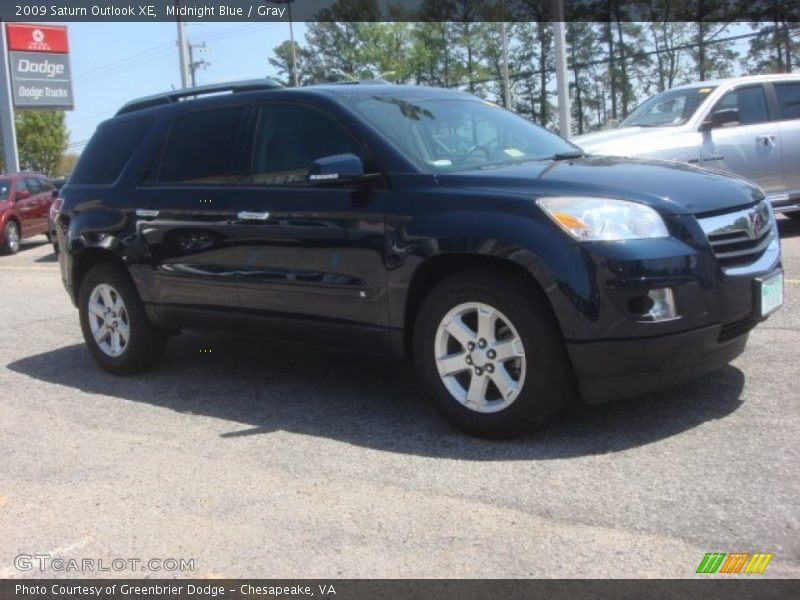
[774,82,800,120]
[711,86,769,125]
[155,106,251,184]
[252,104,363,185]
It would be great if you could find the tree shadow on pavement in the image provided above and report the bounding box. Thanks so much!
[7,331,745,460]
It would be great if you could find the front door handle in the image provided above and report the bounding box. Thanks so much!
[237,211,270,221]
[756,134,776,147]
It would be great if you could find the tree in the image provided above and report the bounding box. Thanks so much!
[268,40,316,86]
[55,152,79,178]
[13,110,68,177]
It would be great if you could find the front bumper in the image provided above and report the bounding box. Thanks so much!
[568,321,751,403]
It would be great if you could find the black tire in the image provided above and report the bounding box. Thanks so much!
[78,264,167,374]
[413,269,573,439]
[1,220,20,255]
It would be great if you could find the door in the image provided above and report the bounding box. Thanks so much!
[698,84,784,196]
[231,102,389,331]
[24,176,49,234]
[12,179,38,237]
[133,104,256,312]
[772,80,800,199]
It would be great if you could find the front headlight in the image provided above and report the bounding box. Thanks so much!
[537,196,669,241]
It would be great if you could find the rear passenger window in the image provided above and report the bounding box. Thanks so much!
[252,104,363,185]
[71,115,152,184]
[712,86,769,125]
[153,106,251,184]
[775,82,800,120]
[25,178,42,194]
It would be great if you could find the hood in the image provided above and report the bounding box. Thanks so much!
[573,126,688,155]
[435,156,763,215]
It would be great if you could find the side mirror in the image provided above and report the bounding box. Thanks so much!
[700,108,739,132]
[15,189,30,201]
[308,153,367,183]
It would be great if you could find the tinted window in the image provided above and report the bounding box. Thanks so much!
[712,86,769,125]
[25,178,42,194]
[71,115,152,184]
[775,82,800,120]
[155,106,250,184]
[15,179,27,192]
[621,86,716,127]
[252,104,362,184]
[39,178,54,191]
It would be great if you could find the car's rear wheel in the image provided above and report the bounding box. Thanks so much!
[1,220,20,254]
[414,270,572,438]
[78,264,166,374]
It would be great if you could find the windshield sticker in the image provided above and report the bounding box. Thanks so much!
[698,87,713,93]
[504,148,525,158]
[432,159,452,166]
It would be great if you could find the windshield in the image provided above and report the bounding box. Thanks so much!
[620,86,716,128]
[0,179,11,201]
[343,94,578,172]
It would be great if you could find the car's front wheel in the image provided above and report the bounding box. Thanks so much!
[414,270,572,438]
[78,264,167,374]
[1,220,20,254]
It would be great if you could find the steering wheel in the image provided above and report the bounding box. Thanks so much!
[456,144,491,165]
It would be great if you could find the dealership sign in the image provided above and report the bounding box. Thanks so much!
[5,23,73,109]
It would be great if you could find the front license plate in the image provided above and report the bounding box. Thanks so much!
[759,272,783,317]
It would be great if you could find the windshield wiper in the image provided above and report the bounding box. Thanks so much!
[550,151,585,161]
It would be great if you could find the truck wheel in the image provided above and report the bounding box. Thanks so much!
[413,270,572,438]
[1,220,20,254]
[78,264,167,374]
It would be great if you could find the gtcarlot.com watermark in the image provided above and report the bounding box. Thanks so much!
[14,554,195,573]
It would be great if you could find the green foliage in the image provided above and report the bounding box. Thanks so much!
[263,0,791,133]
[12,110,68,177]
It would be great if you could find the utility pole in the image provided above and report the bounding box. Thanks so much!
[0,24,20,173]
[188,41,209,87]
[175,5,190,89]
[553,0,571,138]
[288,1,298,87]
[500,1,511,108]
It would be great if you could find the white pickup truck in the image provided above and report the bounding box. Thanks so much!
[574,74,800,218]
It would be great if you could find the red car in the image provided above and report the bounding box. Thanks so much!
[0,172,55,254]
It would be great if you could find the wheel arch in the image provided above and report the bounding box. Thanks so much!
[402,253,563,358]
[71,247,129,301]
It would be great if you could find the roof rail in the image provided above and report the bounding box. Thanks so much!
[323,79,393,86]
[116,79,284,115]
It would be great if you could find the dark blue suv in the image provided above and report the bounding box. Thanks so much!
[55,80,784,438]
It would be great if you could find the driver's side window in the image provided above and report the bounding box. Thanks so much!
[711,85,769,126]
[252,104,363,185]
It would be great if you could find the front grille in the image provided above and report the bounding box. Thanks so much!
[698,201,774,269]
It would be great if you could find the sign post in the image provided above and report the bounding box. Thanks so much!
[0,26,19,173]
[0,23,73,173]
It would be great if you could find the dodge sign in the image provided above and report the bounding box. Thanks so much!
[5,23,73,109]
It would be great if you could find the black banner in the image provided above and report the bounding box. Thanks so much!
[2,0,799,23]
[2,580,800,600]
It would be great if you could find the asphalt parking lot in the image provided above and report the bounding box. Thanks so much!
[1,218,799,579]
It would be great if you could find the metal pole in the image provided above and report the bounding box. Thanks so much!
[176,18,189,89]
[0,24,20,173]
[188,41,196,87]
[500,1,511,108]
[553,0,571,138]
[288,2,298,87]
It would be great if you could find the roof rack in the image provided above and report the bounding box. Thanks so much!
[116,79,284,115]
[322,79,393,86]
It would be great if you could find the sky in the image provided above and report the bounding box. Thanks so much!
[64,21,307,152]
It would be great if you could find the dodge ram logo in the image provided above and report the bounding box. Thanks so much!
[32,29,44,43]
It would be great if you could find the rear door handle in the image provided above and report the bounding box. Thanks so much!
[135,209,160,218]
[756,135,776,147]
[237,211,270,221]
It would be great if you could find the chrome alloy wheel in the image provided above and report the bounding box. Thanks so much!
[6,221,20,253]
[87,283,130,357]
[434,302,526,413]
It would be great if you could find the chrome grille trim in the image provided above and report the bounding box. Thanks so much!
[697,201,780,275]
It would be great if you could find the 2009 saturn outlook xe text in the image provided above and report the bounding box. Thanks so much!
[54,81,783,438]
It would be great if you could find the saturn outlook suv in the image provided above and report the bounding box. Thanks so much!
[574,74,800,217]
[54,80,783,438]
